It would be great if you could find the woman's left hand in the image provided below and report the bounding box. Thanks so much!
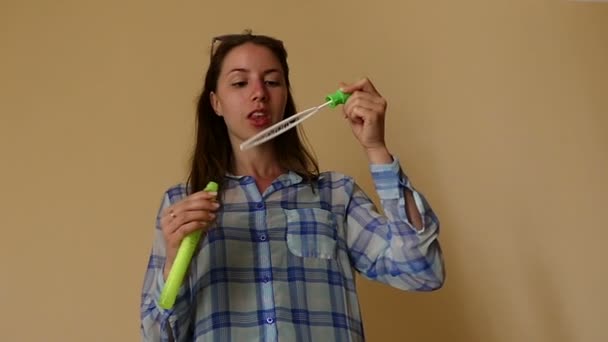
[339,78,388,153]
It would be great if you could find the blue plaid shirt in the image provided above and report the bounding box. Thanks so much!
[140,157,444,341]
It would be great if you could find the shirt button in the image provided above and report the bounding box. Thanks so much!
[256,202,264,209]
[259,234,267,242]
[263,276,270,283]
[266,317,274,324]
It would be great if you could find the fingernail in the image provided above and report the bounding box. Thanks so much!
[212,202,220,208]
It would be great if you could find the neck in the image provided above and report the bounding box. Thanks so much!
[231,142,284,179]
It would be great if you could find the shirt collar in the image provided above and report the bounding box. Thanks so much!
[225,170,305,188]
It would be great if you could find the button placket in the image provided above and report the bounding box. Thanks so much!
[251,197,277,337]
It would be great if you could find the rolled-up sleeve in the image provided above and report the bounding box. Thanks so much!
[345,157,445,291]
[140,190,193,341]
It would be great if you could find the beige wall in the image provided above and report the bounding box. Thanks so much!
[1,1,607,341]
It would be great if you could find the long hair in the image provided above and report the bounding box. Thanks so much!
[187,33,319,194]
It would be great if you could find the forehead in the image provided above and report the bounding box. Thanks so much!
[221,43,283,72]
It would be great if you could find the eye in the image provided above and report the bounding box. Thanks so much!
[265,80,282,87]
[231,81,247,88]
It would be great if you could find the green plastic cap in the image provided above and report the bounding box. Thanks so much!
[204,181,219,192]
[326,90,351,108]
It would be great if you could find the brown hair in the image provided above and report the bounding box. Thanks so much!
[187,32,319,194]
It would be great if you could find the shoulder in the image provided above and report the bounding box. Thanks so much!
[162,182,189,203]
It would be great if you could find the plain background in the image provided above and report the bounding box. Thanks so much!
[1,0,607,341]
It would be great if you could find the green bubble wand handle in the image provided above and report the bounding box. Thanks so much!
[239,89,351,151]
[158,181,219,309]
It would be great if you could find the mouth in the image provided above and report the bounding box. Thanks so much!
[248,111,267,119]
[247,109,268,118]
[247,109,271,127]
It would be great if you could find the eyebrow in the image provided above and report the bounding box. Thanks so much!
[227,68,282,75]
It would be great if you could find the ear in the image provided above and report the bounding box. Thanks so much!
[210,91,223,116]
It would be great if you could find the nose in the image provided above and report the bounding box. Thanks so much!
[250,78,268,102]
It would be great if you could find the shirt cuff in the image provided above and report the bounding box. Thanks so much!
[370,156,428,232]
[154,272,188,315]
[370,156,409,200]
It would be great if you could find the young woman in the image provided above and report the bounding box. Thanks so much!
[141,33,444,342]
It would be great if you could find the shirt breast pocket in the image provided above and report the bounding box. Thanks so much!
[285,208,338,259]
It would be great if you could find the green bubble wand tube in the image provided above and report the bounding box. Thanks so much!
[239,89,351,151]
[158,181,219,309]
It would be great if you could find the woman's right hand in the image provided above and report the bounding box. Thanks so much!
[160,190,220,279]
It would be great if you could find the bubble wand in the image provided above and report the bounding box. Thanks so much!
[240,89,350,150]
[158,181,219,309]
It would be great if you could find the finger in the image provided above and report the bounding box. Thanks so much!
[164,194,219,220]
[339,78,380,96]
[347,106,383,125]
[343,103,375,121]
[162,204,176,217]
[168,221,209,247]
[162,213,183,236]
[163,208,216,233]
[160,214,172,231]
[162,220,178,239]
[180,198,221,212]
[344,95,385,118]
[178,221,210,237]
[173,210,217,228]
[188,191,219,201]
[160,205,179,229]
[343,92,386,115]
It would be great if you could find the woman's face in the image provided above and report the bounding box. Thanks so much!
[211,43,288,148]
